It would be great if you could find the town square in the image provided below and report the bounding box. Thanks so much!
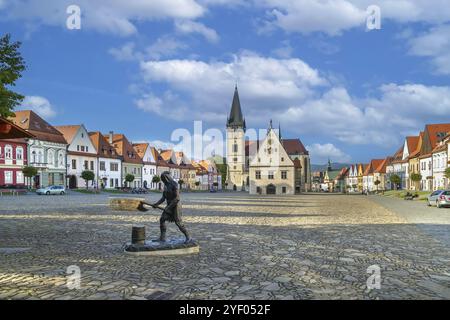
[2,0,450,305]
[1,192,450,300]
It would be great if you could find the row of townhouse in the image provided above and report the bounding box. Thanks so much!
[0,110,222,190]
[328,123,450,193]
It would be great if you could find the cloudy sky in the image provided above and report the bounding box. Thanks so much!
[2,0,450,164]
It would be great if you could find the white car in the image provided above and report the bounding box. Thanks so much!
[36,185,66,195]
[427,190,450,208]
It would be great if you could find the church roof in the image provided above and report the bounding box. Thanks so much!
[282,139,309,156]
[226,86,246,129]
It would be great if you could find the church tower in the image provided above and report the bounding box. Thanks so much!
[226,86,246,190]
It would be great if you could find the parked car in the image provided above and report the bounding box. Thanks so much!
[427,190,450,208]
[36,185,66,195]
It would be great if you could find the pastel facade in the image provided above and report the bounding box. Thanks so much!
[111,134,143,188]
[90,131,123,189]
[10,111,67,188]
[56,125,98,189]
[133,142,157,190]
[0,139,27,186]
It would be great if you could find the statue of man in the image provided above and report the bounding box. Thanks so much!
[138,171,191,243]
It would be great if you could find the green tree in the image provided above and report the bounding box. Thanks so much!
[152,175,160,189]
[390,174,402,190]
[22,166,37,189]
[81,170,95,189]
[410,173,422,190]
[125,174,135,188]
[374,180,381,192]
[0,34,26,118]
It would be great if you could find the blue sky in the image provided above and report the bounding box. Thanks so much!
[2,0,450,164]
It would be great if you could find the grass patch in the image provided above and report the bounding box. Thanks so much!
[382,190,430,201]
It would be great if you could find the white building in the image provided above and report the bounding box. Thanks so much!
[133,143,157,190]
[89,131,122,189]
[432,142,447,190]
[420,155,433,191]
[249,125,295,195]
[56,125,98,189]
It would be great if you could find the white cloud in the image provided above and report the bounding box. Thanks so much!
[306,143,351,164]
[134,50,450,147]
[175,20,219,43]
[137,52,327,122]
[109,37,187,62]
[272,40,293,58]
[257,0,450,36]
[0,0,205,36]
[108,42,142,61]
[146,36,188,60]
[279,83,450,147]
[21,96,57,118]
[408,24,450,75]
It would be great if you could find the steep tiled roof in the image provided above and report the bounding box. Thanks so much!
[110,134,142,164]
[0,117,34,139]
[425,123,450,149]
[10,110,67,144]
[150,147,170,168]
[409,132,424,158]
[54,125,81,144]
[282,139,309,155]
[374,157,391,174]
[406,136,420,155]
[89,132,121,159]
[336,167,349,180]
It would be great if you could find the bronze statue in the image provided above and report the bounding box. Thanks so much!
[138,172,191,243]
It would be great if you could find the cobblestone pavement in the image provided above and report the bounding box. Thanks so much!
[0,192,449,300]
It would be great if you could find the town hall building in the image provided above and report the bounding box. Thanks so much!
[225,86,311,195]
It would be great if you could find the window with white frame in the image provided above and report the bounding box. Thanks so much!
[48,150,55,167]
[4,171,13,184]
[16,147,23,163]
[16,171,24,184]
[5,145,12,160]
[58,151,64,167]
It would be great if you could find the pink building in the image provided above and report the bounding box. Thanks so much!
[0,139,28,187]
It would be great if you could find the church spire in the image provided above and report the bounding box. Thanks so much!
[226,85,246,130]
[278,122,282,141]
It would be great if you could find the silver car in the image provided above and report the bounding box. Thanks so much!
[427,190,450,208]
[36,185,66,195]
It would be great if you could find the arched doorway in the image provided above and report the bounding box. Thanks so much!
[266,184,276,195]
[143,181,148,189]
[233,184,237,191]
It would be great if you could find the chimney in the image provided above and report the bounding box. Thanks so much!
[109,131,113,144]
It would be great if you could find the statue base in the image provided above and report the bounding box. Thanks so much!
[124,238,200,256]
